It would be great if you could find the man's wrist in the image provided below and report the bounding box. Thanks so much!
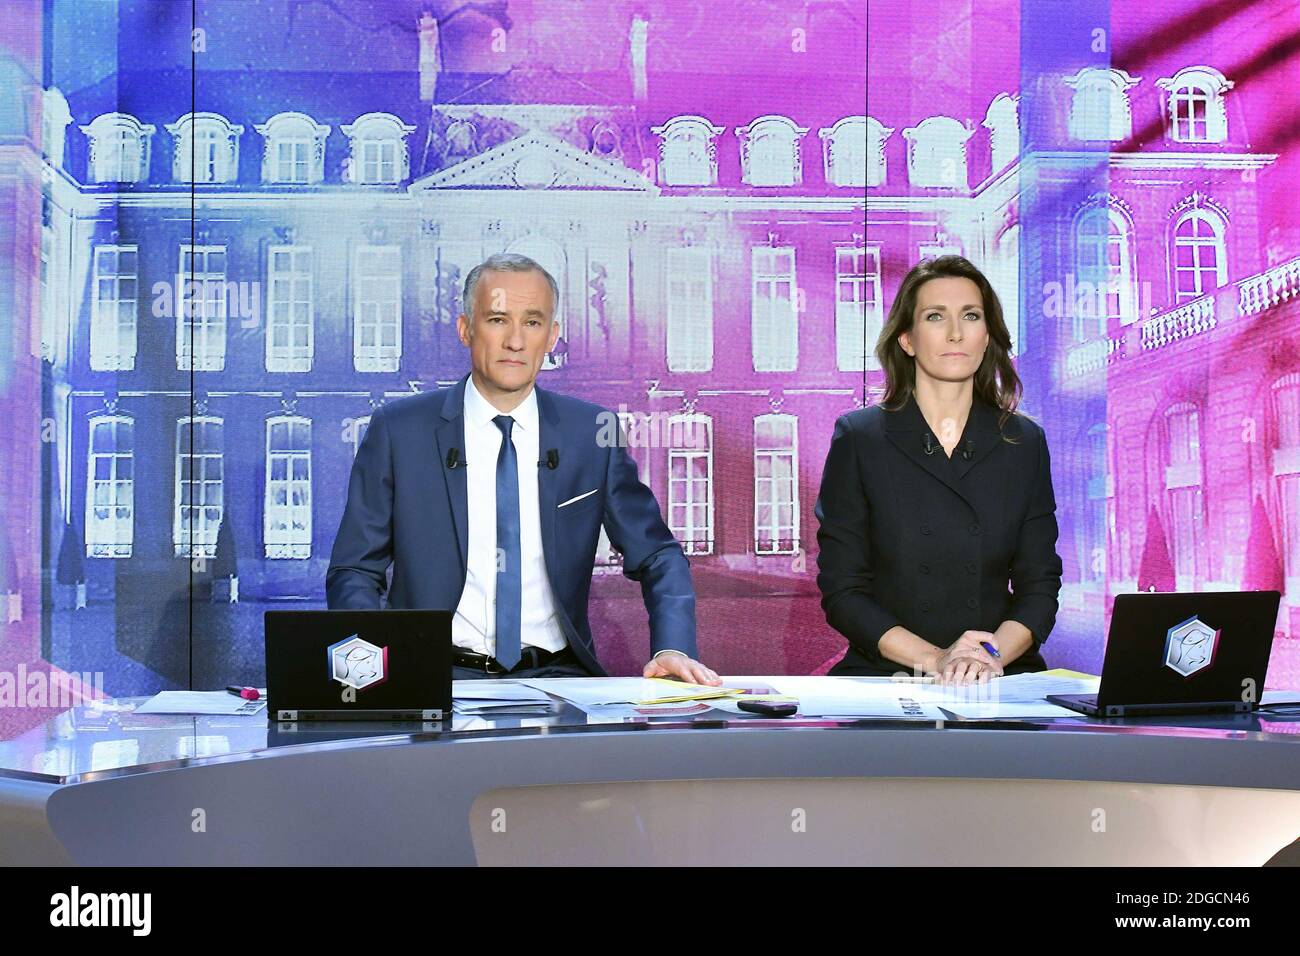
[651,649,687,661]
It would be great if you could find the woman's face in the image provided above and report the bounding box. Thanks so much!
[897,276,990,384]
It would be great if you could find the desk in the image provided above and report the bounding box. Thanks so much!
[2,691,1300,865]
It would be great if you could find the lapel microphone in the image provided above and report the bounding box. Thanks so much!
[539,449,560,470]
[446,448,464,469]
[922,434,975,460]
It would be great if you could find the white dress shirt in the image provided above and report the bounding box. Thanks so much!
[452,378,567,657]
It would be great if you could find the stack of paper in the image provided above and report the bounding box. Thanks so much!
[931,670,1101,719]
[134,691,266,716]
[452,681,556,715]
[518,677,739,709]
[764,676,948,719]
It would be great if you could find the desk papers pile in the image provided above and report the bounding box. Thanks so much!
[452,681,555,716]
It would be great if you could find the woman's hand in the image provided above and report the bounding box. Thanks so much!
[930,630,1004,684]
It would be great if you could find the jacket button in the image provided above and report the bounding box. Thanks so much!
[919,563,930,574]
[921,600,931,612]
[966,597,978,609]
[921,523,932,535]
[969,523,982,535]
[966,561,976,574]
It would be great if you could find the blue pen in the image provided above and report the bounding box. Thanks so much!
[980,641,1001,659]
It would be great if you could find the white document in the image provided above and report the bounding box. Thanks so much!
[452,681,556,715]
[1262,689,1300,706]
[764,676,947,719]
[939,701,1086,719]
[134,691,266,716]
[517,677,731,707]
[452,681,554,703]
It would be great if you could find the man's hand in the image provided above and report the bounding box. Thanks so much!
[642,651,722,685]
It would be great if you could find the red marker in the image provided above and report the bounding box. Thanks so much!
[226,685,261,700]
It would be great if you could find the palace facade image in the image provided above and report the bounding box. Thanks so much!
[4,1,1299,703]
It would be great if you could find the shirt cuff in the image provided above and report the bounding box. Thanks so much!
[652,648,688,660]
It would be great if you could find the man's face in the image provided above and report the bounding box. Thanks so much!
[456,268,559,398]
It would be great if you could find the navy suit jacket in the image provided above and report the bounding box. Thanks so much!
[325,374,698,675]
[814,393,1063,676]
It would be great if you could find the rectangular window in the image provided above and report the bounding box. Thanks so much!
[266,245,313,372]
[174,417,224,558]
[667,415,713,555]
[177,245,227,371]
[86,417,134,558]
[353,245,402,372]
[754,415,798,554]
[360,140,398,184]
[99,129,143,183]
[835,246,880,371]
[751,247,798,371]
[90,245,139,371]
[1166,407,1204,588]
[665,247,713,372]
[194,129,222,183]
[265,417,312,559]
[275,139,311,183]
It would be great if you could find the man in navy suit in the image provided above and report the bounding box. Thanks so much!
[327,253,719,684]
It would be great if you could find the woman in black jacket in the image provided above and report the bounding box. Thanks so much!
[814,255,1063,684]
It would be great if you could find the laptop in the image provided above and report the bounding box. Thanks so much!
[1047,590,1280,717]
[265,609,453,721]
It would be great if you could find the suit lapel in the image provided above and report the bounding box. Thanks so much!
[434,375,470,577]
[535,386,564,592]
[882,392,1008,513]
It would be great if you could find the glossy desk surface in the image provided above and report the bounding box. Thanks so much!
[3,685,1300,788]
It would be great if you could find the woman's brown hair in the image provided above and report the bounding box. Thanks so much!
[876,254,1025,441]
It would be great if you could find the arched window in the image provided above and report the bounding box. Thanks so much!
[1172,207,1227,301]
[341,112,415,185]
[1063,68,1140,141]
[42,88,71,169]
[902,116,972,189]
[1074,205,1136,335]
[254,112,331,184]
[737,115,808,186]
[819,116,869,187]
[982,93,1020,172]
[86,415,134,558]
[650,115,724,186]
[80,112,154,183]
[1158,66,1232,143]
[165,112,243,184]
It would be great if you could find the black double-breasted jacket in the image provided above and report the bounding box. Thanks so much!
[814,392,1064,676]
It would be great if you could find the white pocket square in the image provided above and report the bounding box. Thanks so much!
[558,488,599,508]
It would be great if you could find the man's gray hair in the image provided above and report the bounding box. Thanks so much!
[461,253,560,320]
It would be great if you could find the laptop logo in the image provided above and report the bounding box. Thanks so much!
[327,635,388,692]
[1163,615,1220,678]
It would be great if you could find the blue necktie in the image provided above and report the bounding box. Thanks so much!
[492,415,522,670]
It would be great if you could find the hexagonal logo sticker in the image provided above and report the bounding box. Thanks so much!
[327,635,388,692]
[1162,615,1220,678]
